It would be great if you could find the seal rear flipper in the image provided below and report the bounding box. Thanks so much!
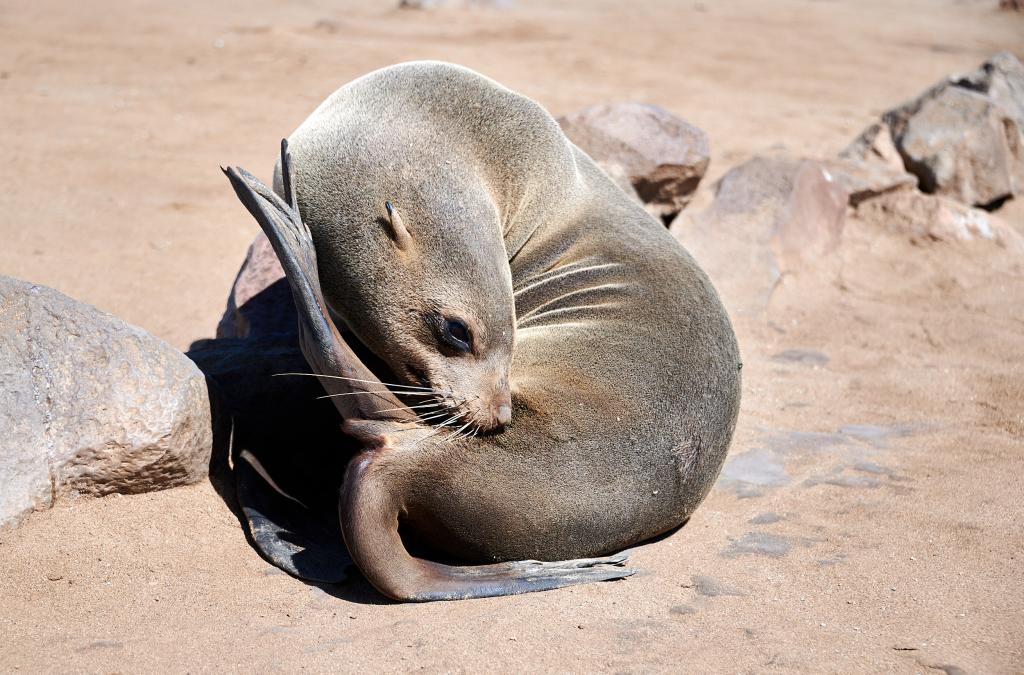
[222,144,415,425]
[236,450,353,584]
[341,450,636,602]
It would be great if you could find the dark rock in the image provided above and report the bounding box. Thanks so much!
[216,233,291,339]
[0,276,213,528]
[558,102,710,221]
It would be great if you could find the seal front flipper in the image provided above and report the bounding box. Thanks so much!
[222,143,414,424]
[223,144,414,583]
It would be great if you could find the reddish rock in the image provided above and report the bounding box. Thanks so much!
[671,155,848,315]
[558,102,710,221]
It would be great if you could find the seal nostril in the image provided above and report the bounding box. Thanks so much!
[497,404,512,425]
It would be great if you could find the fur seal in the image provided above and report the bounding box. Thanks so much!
[223,61,741,601]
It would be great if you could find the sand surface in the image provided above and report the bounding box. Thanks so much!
[1,0,1023,671]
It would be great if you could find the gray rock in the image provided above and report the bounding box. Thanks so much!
[840,121,906,173]
[895,86,1023,208]
[953,51,1024,127]
[0,276,213,528]
[843,52,1024,209]
[671,155,847,315]
[558,102,710,221]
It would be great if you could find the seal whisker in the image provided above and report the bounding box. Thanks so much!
[274,372,444,393]
[432,413,463,429]
[447,421,473,442]
[374,402,447,414]
[316,391,440,399]
[416,410,456,423]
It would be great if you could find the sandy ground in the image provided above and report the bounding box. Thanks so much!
[1,0,1023,672]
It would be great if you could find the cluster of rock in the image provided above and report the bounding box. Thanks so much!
[0,277,217,528]
[610,52,1024,316]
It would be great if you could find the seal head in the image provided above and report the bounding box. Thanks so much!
[283,113,517,431]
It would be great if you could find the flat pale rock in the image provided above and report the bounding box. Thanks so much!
[670,155,848,315]
[856,190,1024,251]
[0,276,213,528]
[558,102,710,221]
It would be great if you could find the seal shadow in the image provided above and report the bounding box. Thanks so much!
[187,280,683,604]
[187,281,396,605]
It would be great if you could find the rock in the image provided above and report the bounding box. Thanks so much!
[671,155,848,315]
[999,0,1022,11]
[558,102,710,221]
[843,52,1024,209]
[894,86,1023,208]
[0,276,214,528]
[822,157,917,206]
[840,121,906,173]
[216,233,293,340]
[855,190,1024,250]
[952,51,1024,130]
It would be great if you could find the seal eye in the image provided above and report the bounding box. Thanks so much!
[442,318,473,353]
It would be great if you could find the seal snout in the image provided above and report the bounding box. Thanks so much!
[458,388,513,433]
[496,404,512,426]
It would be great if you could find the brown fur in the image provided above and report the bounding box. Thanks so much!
[243,61,741,600]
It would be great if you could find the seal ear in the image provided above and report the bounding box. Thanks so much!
[384,201,413,250]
